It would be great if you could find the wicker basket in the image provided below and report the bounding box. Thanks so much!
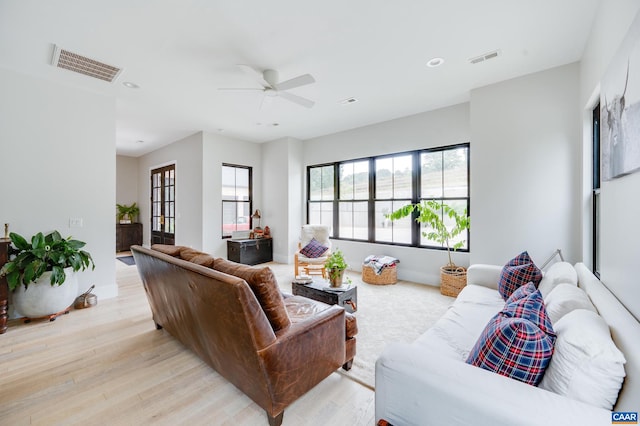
[440,265,467,297]
[362,264,397,285]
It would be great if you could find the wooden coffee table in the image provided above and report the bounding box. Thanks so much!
[292,280,357,313]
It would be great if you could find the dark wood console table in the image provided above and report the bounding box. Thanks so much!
[116,223,143,252]
[0,238,10,333]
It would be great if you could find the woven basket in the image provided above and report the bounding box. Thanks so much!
[362,264,397,285]
[440,265,467,297]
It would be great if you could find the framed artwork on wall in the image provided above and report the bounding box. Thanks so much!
[601,11,640,181]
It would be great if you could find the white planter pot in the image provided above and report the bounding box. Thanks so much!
[12,268,78,318]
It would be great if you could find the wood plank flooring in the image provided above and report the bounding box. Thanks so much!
[0,259,375,425]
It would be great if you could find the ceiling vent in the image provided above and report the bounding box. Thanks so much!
[468,49,501,65]
[51,44,122,82]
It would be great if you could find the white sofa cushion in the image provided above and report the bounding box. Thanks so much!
[539,309,626,410]
[414,285,504,360]
[544,283,597,324]
[538,261,578,298]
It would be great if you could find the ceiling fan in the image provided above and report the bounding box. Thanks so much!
[219,65,316,108]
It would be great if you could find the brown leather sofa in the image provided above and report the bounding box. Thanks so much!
[131,245,357,426]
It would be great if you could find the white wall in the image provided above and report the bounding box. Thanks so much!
[116,155,139,220]
[301,103,470,286]
[137,132,203,249]
[0,68,117,301]
[202,132,263,258]
[580,2,640,320]
[262,137,303,263]
[470,63,581,267]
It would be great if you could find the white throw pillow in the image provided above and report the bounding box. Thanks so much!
[539,309,626,410]
[537,262,577,298]
[544,283,597,324]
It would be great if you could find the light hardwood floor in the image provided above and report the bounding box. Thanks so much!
[0,258,375,426]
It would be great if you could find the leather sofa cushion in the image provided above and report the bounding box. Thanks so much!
[285,296,357,339]
[151,244,182,257]
[284,295,331,322]
[213,258,291,331]
[188,254,215,268]
[151,245,215,268]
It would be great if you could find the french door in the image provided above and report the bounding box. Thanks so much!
[150,165,175,245]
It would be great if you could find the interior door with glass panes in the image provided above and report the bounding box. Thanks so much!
[150,165,176,245]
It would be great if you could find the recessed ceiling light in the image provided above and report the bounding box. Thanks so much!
[122,81,140,89]
[340,97,358,105]
[272,123,279,127]
[136,140,144,144]
[217,128,225,133]
[426,57,445,68]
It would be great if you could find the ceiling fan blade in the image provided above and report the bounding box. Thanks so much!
[274,74,315,91]
[278,91,315,108]
[218,87,263,91]
[237,64,270,88]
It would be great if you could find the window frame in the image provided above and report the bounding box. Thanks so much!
[306,142,470,251]
[592,103,600,277]
[221,163,253,239]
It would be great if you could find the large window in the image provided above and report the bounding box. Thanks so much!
[419,146,469,249]
[222,164,252,238]
[308,164,334,229]
[339,160,369,240]
[307,143,470,250]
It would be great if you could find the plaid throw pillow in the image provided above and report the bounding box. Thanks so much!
[502,286,556,337]
[505,281,537,304]
[300,238,328,258]
[467,288,556,386]
[498,251,542,300]
[466,315,555,386]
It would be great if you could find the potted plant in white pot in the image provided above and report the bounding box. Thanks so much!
[387,200,470,296]
[0,230,95,319]
[116,203,140,224]
[325,249,349,288]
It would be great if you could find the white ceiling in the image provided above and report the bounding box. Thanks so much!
[0,0,600,157]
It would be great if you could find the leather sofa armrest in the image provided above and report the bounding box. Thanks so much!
[260,304,345,373]
[375,343,609,426]
[467,264,503,290]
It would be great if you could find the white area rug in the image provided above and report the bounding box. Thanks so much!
[268,263,454,389]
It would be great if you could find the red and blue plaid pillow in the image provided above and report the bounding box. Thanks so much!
[505,281,537,304]
[466,288,556,386]
[466,315,555,386]
[498,251,542,300]
[502,286,556,337]
[299,238,328,258]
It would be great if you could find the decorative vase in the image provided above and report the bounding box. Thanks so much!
[12,267,78,318]
[328,268,345,287]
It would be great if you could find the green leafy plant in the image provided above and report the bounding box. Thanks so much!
[116,203,140,222]
[325,248,352,284]
[387,200,470,268]
[0,231,95,290]
[325,248,348,271]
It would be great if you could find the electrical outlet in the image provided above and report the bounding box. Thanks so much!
[69,217,83,228]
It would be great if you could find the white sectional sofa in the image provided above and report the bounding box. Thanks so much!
[375,262,640,426]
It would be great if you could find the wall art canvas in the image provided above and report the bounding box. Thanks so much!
[601,11,640,181]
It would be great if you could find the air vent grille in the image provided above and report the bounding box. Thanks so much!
[51,45,122,82]
[469,49,501,65]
